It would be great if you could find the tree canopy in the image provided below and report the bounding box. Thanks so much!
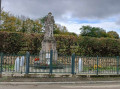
[107,31,119,39]
[79,25,107,38]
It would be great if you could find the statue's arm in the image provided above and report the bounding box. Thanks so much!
[52,16,55,24]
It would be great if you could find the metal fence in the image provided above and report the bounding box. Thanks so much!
[0,50,120,75]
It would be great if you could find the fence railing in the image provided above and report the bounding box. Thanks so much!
[0,50,120,75]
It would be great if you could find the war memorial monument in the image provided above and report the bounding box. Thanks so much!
[39,12,58,64]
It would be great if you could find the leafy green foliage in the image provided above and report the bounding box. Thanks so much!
[24,33,44,54]
[78,36,120,56]
[0,32,120,56]
[107,31,119,39]
[80,25,107,37]
[1,11,43,33]
[0,32,23,54]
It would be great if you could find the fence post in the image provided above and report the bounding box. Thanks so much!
[26,52,30,74]
[117,56,119,75]
[71,53,75,75]
[50,50,53,74]
[0,53,3,75]
[96,55,99,76]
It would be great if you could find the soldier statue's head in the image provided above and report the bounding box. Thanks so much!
[48,12,52,16]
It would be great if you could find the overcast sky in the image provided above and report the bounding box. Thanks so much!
[2,0,120,35]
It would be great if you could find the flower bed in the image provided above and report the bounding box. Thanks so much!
[34,58,64,69]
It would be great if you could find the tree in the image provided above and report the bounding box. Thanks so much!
[107,31,119,39]
[1,10,43,33]
[1,11,21,32]
[54,24,69,35]
[79,25,107,38]
[61,26,68,33]
[53,24,61,34]
[68,32,78,36]
[21,21,26,33]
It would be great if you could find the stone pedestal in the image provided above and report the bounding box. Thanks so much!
[40,37,58,63]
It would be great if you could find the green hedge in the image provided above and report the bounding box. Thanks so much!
[0,32,23,54]
[0,32,120,56]
[78,36,120,56]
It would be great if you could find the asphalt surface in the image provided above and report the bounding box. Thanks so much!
[0,83,120,89]
[1,76,120,89]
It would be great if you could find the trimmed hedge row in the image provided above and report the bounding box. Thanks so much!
[0,32,23,54]
[0,31,120,56]
[78,36,120,56]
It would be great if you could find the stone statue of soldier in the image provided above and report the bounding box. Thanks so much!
[44,12,55,39]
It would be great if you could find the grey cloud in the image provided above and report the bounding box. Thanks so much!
[116,19,120,25]
[72,0,120,19]
[2,0,120,21]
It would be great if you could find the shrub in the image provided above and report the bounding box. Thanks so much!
[0,32,23,54]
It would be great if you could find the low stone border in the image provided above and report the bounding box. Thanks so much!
[1,73,120,78]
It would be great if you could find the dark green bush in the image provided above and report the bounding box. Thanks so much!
[0,32,23,54]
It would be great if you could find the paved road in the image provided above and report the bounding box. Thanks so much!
[0,83,120,89]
